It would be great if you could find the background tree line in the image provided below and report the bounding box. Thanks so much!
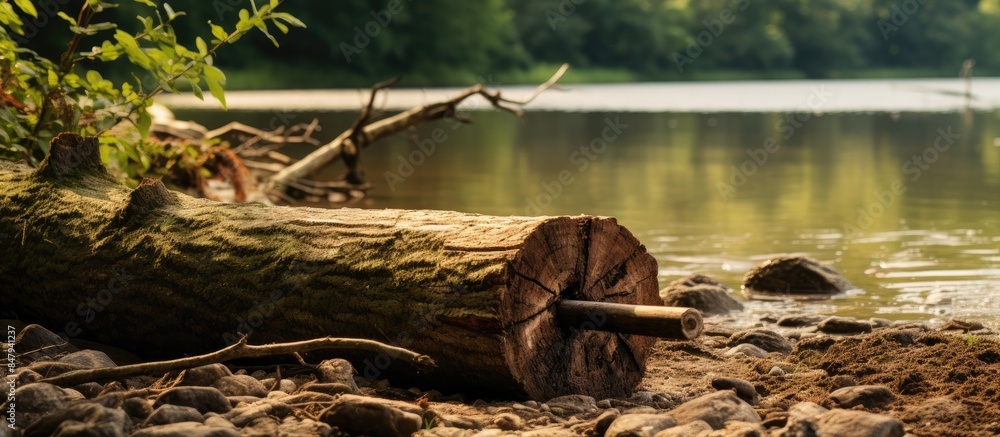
[18,0,1000,88]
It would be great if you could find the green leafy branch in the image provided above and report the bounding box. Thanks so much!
[0,0,303,179]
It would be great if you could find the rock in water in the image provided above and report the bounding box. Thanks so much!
[660,274,743,315]
[743,256,855,297]
[818,316,874,334]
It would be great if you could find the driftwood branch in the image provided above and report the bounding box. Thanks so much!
[40,336,434,388]
[266,64,569,194]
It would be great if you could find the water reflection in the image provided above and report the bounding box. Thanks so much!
[173,108,1000,323]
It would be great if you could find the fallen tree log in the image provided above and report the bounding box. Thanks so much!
[0,134,685,399]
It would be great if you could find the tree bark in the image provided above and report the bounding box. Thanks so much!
[1,133,661,400]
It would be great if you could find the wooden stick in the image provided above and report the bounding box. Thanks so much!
[39,336,435,388]
[557,300,703,340]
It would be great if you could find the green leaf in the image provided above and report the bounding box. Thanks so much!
[137,110,151,137]
[203,65,226,109]
[87,22,117,32]
[98,40,121,61]
[56,11,77,25]
[195,37,208,56]
[133,0,156,6]
[86,70,103,85]
[272,19,288,34]
[190,82,204,100]
[47,70,58,87]
[12,0,38,18]
[163,3,184,20]
[209,22,227,42]
[114,29,152,69]
[271,13,305,28]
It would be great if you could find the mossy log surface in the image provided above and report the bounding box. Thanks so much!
[0,134,661,399]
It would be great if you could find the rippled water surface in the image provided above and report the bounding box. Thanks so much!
[172,91,1000,324]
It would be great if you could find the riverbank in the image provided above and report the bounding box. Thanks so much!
[217,64,975,90]
[157,77,1000,113]
[5,311,998,436]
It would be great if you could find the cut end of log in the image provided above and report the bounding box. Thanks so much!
[36,133,106,180]
[501,216,661,400]
[122,178,179,218]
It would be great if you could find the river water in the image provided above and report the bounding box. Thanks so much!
[164,79,1000,325]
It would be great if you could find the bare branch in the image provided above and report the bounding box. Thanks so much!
[39,336,434,387]
[267,65,570,195]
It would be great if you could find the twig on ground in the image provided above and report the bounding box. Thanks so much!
[39,336,434,387]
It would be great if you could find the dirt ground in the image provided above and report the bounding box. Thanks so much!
[639,325,1000,437]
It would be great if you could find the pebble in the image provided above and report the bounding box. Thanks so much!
[492,412,524,431]
[144,404,205,426]
[180,364,233,387]
[122,397,153,421]
[729,328,793,354]
[544,394,597,416]
[743,255,855,294]
[154,386,232,414]
[321,394,422,437]
[277,417,334,436]
[815,409,904,437]
[829,374,857,390]
[13,383,81,428]
[131,421,242,437]
[317,358,361,393]
[436,414,482,429]
[72,381,104,399]
[652,419,712,436]
[212,374,268,397]
[710,377,759,405]
[829,385,895,409]
[22,402,130,437]
[593,409,621,437]
[818,316,874,334]
[768,366,786,377]
[203,413,239,429]
[13,324,79,363]
[298,381,357,396]
[58,349,118,369]
[776,314,827,327]
[724,343,769,358]
[669,390,760,429]
[241,416,280,436]
[605,413,677,437]
[660,283,744,315]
